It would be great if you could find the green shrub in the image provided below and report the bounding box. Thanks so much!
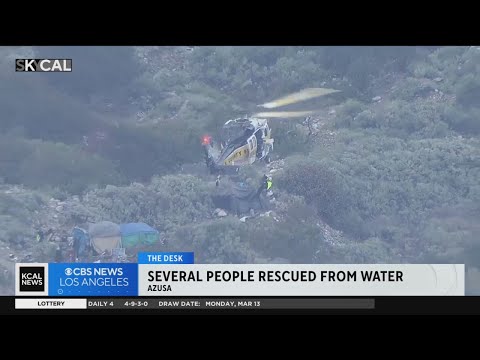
[307,131,480,243]
[347,99,449,138]
[18,141,121,194]
[335,99,366,128]
[321,237,398,264]
[168,217,255,263]
[455,74,480,107]
[444,105,480,135]
[277,157,352,229]
[83,174,214,231]
[391,78,435,101]
[411,62,440,79]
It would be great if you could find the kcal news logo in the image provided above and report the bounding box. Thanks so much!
[19,266,45,292]
[15,59,72,72]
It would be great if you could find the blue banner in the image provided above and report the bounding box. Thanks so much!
[138,252,194,264]
[48,263,138,296]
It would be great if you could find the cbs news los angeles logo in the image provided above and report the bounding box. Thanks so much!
[15,59,72,72]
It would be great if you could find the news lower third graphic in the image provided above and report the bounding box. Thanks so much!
[14,252,191,297]
[14,253,466,301]
[139,264,465,296]
[15,59,72,72]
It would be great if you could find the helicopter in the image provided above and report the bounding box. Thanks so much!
[202,88,340,175]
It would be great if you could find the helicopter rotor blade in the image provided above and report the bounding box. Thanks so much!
[253,110,322,118]
[258,88,340,109]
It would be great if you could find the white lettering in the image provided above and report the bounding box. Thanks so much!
[39,59,51,71]
[50,59,62,71]
[21,279,43,286]
[63,59,72,71]
[25,59,36,71]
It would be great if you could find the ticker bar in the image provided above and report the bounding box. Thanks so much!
[10,297,480,315]
[86,298,375,309]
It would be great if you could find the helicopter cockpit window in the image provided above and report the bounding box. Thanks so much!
[221,123,251,144]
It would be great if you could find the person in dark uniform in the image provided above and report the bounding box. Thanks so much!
[45,228,54,242]
[55,246,64,263]
[73,235,80,262]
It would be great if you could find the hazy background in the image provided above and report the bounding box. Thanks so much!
[0,46,479,294]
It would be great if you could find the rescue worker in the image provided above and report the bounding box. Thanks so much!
[266,176,273,191]
[45,228,54,242]
[261,174,268,186]
[257,174,273,197]
[36,230,44,242]
[73,232,80,262]
[72,226,88,262]
[54,246,64,263]
[265,175,274,199]
[216,175,221,187]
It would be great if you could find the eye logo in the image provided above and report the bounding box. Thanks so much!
[65,268,73,276]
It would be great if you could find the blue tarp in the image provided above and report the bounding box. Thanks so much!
[120,223,158,236]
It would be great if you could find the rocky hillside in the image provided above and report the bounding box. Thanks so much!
[1,46,479,294]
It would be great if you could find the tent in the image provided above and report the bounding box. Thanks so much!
[88,221,122,254]
[120,223,159,248]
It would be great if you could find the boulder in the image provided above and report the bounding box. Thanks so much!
[214,208,227,217]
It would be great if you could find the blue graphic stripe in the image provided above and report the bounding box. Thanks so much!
[48,263,138,296]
